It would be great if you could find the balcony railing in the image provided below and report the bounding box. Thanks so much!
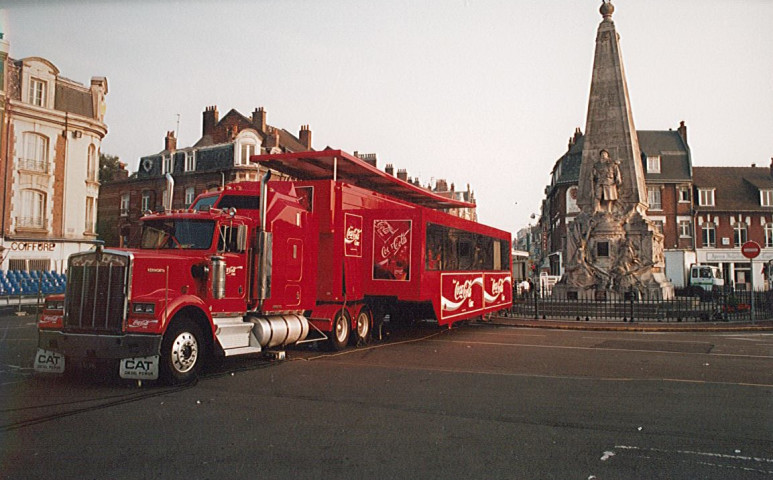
[18,158,50,173]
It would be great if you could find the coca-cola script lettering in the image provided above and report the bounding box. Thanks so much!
[372,219,411,281]
[344,214,363,257]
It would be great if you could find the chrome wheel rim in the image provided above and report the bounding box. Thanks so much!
[171,331,199,374]
[356,311,369,339]
[334,315,348,343]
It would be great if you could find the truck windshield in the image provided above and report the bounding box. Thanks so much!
[191,195,218,211]
[140,219,215,250]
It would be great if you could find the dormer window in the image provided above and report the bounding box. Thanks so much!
[185,151,196,172]
[646,155,661,174]
[162,155,172,174]
[28,78,47,107]
[237,142,256,166]
[761,189,773,207]
[698,188,715,207]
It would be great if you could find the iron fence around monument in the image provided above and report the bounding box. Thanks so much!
[511,288,773,323]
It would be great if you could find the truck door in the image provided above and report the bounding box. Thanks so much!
[211,222,249,313]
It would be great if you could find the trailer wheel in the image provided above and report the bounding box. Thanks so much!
[161,318,204,384]
[328,310,351,351]
[354,308,372,345]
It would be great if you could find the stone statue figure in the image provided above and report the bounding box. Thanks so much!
[592,149,622,213]
[563,215,597,289]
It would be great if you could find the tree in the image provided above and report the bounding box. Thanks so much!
[99,153,123,182]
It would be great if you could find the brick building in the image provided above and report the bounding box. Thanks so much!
[0,34,109,273]
[97,106,311,247]
[693,163,773,289]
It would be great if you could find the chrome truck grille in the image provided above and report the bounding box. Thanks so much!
[64,249,131,333]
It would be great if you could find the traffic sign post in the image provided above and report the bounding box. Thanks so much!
[742,241,761,324]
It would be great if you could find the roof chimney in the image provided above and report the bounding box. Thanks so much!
[252,107,266,133]
[356,152,377,167]
[385,163,394,176]
[164,131,177,151]
[435,179,448,192]
[265,127,281,149]
[299,124,312,150]
[677,120,687,144]
[397,168,408,181]
[202,105,219,137]
[769,157,773,179]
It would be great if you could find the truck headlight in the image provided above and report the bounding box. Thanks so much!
[45,301,64,311]
[132,303,156,315]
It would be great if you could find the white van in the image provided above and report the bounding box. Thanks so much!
[689,265,724,292]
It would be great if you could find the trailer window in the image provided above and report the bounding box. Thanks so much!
[426,223,510,272]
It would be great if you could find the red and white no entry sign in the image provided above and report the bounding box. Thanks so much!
[741,241,762,259]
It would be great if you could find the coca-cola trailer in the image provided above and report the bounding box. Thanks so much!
[35,150,512,383]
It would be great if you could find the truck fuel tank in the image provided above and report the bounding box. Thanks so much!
[248,314,309,348]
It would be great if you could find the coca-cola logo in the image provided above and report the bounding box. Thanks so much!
[374,220,396,239]
[454,279,474,302]
[381,231,408,258]
[491,278,505,297]
[345,226,361,247]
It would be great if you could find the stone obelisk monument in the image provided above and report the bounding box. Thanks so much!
[555,1,673,300]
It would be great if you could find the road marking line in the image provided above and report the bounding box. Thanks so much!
[432,338,773,360]
[314,358,773,388]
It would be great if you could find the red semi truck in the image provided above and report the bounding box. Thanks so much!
[35,150,512,383]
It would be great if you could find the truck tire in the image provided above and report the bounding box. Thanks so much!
[328,310,350,351]
[354,308,372,345]
[161,318,204,384]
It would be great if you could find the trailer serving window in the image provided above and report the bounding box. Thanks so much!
[426,223,509,272]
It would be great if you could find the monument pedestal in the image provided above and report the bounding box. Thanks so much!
[555,209,674,301]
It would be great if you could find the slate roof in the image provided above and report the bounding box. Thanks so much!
[693,166,773,212]
[551,130,691,186]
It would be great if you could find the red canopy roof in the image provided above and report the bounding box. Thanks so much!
[252,149,475,210]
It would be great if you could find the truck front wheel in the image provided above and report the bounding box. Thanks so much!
[161,318,204,384]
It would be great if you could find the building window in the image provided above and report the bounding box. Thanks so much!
[651,220,664,233]
[597,242,609,257]
[141,191,151,213]
[646,155,661,174]
[761,190,773,207]
[185,151,196,172]
[28,78,47,107]
[120,193,130,217]
[87,144,97,181]
[19,190,46,229]
[648,186,662,210]
[702,223,716,247]
[678,186,691,203]
[162,156,172,174]
[238,142,256,166]
[698,188,715,207]
[21,132,49,172]
[734,222,748,246]
[185,187,196,207]
[85,197,95,233]
[766,223,773,248]
[679,220,692,238]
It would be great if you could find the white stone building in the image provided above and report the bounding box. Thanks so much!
[0,34,108,273]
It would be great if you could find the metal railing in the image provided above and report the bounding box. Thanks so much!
[511,289,773,323]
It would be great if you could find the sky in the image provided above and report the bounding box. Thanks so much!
[1,0,772,236]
